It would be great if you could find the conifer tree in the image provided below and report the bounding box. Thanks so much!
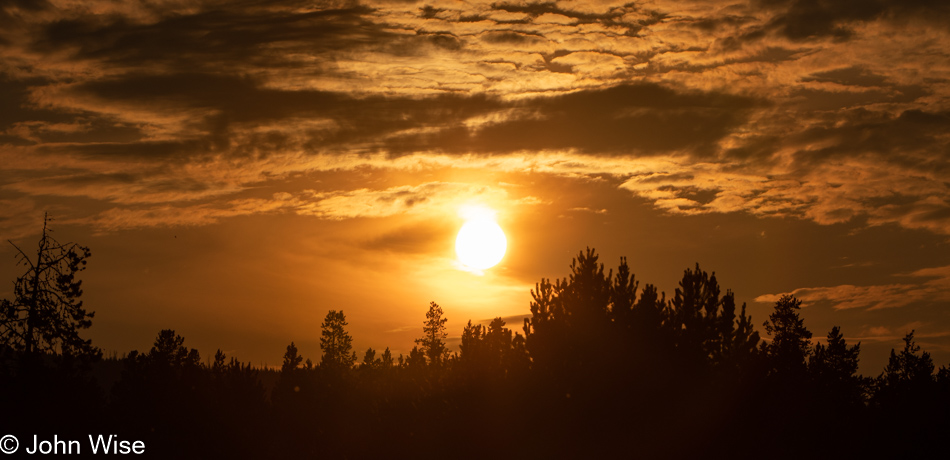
[763,294,812,377]
[416,302,449,367]
[0,214,97,358]
[380,347,394,369]
[282,342,304,373]
[361,347,377,368]
[810,326,862,406]
[320,310,355,370]
[880,330,934,387]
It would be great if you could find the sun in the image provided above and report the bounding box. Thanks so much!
[455,205,507,270]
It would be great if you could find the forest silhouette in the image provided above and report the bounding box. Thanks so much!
[2,221,950,458]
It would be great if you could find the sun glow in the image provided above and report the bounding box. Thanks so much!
[455,205,507,271]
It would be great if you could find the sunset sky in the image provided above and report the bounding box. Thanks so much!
[2,0,949,372]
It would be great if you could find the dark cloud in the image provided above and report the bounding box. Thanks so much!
[480,30,546,44]
[36,139,214,162]
[31,1,383,70]
[788,85,928,111]
[419,5,444,19]
[55,72,505,160]
[362,222,453,254]
[690,15,757,33]
[649,46,808,74]
[60,75,761,162]
[0,0,51,32]
[790,108,950,169]
[0,75,67,130]
[0,74,145,146]
[759,0,950,40]
[414,31,462,50]
[386,83,760,156]
[79,73,340,121]
[490,1,666,34]
[803,66,890,87]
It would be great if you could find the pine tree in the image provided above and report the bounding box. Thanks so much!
[149,329,194,367]
[810,326,862,406]
[273,341,307,408]
[320,310,355,370]
[212,349,227,374]
[0,214,97,358]
[460,320,487,371]
[282,342,303,373]
[762,294,812,377]
[880,330,934,387]
[361,347,377,369]
[609,257,638,325]
[667,264,722,364]
[405,346,427,370]
[416,302,448,368]
[380,347,394,369]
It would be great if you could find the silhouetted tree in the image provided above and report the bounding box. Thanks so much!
[727,295,760,368]
[869,331,942,456]
[0,214,98,358]
[149,329,199,367]
[937,364,950,391]
[563,248,612,326]
[380,347,394,369]
[667,263,720,364]
[523,248,613,380]
[406,346,427,370]
[271,341,313,420]
[762,294,812,378]
[630,283,666,342]
[609,257,638,324]
[109,330,208,451]
[361,347,378,369]
[212,349,227,373]
[665,264,759,370]
[13,241,950,458]
[416,302,448,368]
[810,326,862,404]
[460,321,487,367]
[282,342,304,372]
[459,317,527,379]
[881,330,934,386]
[320,310,355,370]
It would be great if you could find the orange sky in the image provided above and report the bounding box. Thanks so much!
[2,0,950,372]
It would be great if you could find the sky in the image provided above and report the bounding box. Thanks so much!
[1,0,949,372]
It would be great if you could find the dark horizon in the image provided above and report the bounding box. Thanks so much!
[3,240,948,458]
[4,0,950,375]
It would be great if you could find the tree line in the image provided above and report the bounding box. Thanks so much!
[2,221,949,458]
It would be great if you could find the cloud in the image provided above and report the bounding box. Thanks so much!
[361,222,453,255]
[754,265,950,310]
[756,0,950,41]
[74,181,540,232]
[0,0,948,241]
[298,182,537,220]
[78,194,302,232]
[28,1,383,73]
[382,82,759,156]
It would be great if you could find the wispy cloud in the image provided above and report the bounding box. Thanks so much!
[72,182,541,232]
[755,265,950,310]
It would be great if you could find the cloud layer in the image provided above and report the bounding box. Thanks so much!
[1,0,948,239]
